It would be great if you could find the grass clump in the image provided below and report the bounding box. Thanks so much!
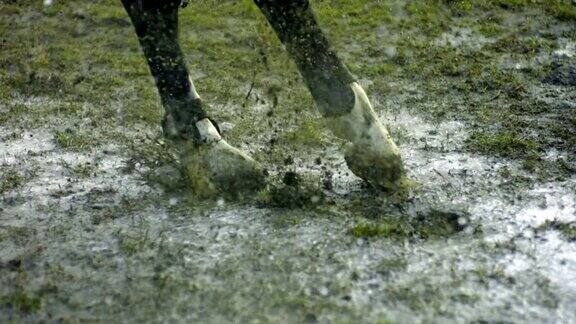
[0,291,42,314]
[467,131,539,158]
[486,35,558,56]
[538,220,576,242]
[53,129,96,151]
[478,20,504,37]
[494,0,529,10]
[404,2,451,36]
[279,118,326,149]
[0,170,24,194]
[545,2,576,21]
[350,209,467,240]
[60,160,96,178]
[350,221,410,239]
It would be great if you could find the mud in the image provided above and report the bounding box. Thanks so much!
[1,1,576,323]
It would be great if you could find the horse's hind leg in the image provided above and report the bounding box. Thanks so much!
[121,0,205,140]
[254,0,405,188]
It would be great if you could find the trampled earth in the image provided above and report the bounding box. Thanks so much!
[1,1,575,322]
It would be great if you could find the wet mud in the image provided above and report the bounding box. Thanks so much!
[1,0,575,323]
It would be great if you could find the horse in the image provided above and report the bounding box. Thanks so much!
[121,0,404,191]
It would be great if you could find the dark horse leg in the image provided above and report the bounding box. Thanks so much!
[122,0,266,192]
[253,0,355,118]
[254,0,405,188]
[121,0,205,140]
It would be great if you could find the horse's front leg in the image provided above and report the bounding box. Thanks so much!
[254,0,405,189]
[122,0,266,194]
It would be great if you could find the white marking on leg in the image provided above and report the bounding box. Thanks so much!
[189,77,201,100]
[196,119,221,144]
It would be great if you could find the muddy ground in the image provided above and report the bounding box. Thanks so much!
[1,0,575,322]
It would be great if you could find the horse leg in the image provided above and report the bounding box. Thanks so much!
[121,0,204,140]
[253,0,405,188]
[252,0,354,118]
[122,0,265,193]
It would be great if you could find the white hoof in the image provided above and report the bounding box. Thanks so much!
[326,82,404,188]
[181,119,266,195]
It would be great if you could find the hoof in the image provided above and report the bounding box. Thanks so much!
[180,119,266,196]
[344,142,404,189]
[327,82,405,188]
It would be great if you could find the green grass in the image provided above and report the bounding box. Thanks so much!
[545,2,576,21]
[278,118,326,149]
[486,35,558,56]
[350,222,410,239]
[0,170,24,194]
[539,220,576,242]
[0,292,42,314]
[0,0,573,177]
[494,0,530,10]
[467,131,539,158]
[53,130,97,151]
[60,160,96,178]
[350,209,466,239]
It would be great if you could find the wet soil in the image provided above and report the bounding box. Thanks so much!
[1,0,575,323]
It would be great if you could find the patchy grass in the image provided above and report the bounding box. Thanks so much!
[0,170,24,194]
[53,129,97,151]
[60,160,96,178]
[545,2,576,21]
[538,220,576,242]
[278,118,327,149]
[0,291,42,314]
[467,131,539,158]
[0,1,574,321]
[350,209,467,239]
[1,0,573,180]
[350,221,410,239]
[485,35,558,56]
